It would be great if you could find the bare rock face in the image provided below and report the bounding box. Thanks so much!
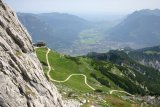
[0,1,64,107]
[140,60,160,71]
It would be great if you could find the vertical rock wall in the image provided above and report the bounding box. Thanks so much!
[0,1,64,107]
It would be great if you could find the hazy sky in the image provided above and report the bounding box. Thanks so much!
[4,0,160,15]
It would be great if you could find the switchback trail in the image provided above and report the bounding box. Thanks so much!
[46,48,95,91]
[37,47,133,94]
[36,47,135,102]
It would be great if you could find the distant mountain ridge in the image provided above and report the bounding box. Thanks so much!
[134,9,160,16]
[17,13,54,43]
[108,9,160,48]
[17,12,90,49]
[18,9,160,55]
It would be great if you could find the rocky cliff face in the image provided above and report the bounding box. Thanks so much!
[139,60,160,71]
[128,46,160,71]
[0,1,64,107]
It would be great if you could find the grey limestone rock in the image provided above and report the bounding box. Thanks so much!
[0,1,65,107]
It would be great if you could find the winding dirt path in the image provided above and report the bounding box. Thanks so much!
[46,48,95,91]
[38,47,133,95]
[35,47,136,105]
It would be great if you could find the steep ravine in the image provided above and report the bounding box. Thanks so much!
[0,1,77,107]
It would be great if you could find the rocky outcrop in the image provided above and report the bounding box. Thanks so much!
[140,96,160,106]
[139,60,160,71]
[64,100,82,107]
[0,1,64,107]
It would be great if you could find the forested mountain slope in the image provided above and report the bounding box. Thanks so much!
[108,9,160,47]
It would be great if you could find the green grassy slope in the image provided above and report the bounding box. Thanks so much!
[36,48,110,92]
[36,47,150,107]
[36,47,48,72]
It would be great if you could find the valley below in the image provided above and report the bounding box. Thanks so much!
[18,9,160,56]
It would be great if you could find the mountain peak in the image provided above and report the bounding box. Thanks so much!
[132,9,160,16]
